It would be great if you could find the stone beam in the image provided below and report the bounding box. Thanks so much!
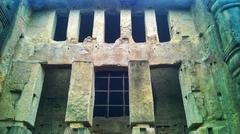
[145,10,159,44]
[67,10,80,43]
[128,60,155,125]
[120,10,132,41]
[92,10,105,43]
[65,61,94,127]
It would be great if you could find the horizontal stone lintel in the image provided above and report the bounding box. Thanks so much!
[15,41,201,66]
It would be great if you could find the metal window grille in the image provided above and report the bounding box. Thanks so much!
[94,71,129,117]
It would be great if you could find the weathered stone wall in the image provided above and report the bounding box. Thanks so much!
[0,0,31,94]
[91,117,131,134]
[0,0,240,133]
[188,0,240,133]
[0,62,44,133]
[0,0,20,49]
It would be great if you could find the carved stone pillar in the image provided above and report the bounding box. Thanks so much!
[65,61,94,134]
[204,1,240,132]
[128,61,155,134]
[0,62,44,134]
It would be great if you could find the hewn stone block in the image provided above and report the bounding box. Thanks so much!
[15,63,44,126]
[92,10,104,43]
[132,125,155,134]
[8,126,32,134]
[120,10,132,41]
[179,62,204,128]
[27,10,56,43]
[67,10,81,43]
[145,10,159,44]
[0,126,31,134]
[64,127,91,134]
[65,61,94,127]
[0,62,44,126]
[168,10,198,43]
[128,60,155,125]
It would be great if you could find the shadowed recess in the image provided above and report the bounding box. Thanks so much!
[132,11,146,43]
[105,11,120,43]
[54,10,69,41]
[33,68,71,134]
[156,12,171,42]
[79,11,94,42]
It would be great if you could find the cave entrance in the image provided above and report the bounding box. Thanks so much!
[91,69,131,134]
[151,67,189,134]
[33,66,71,134]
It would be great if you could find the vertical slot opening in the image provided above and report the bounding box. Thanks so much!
[54,10,69,41]
[131,11,146,43]
[151,67,189,134]
[104,11,120,43]
[33,66,71,134]
[156,12,171,42]
[79,11,94,42]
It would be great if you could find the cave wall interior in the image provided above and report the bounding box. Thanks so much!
[0,0,239,133]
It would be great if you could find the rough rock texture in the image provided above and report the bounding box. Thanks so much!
[91,117,131,134]
[0,0,31,94]
[0,62,44,127]
[132,125,155,134]
[65,61,94,127]
[64,127,91,134]
[128,61,155,125]
[0,0,240,133]
[0,126,32,134]
[189,0,240,133]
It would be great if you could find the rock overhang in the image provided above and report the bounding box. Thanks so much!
[28,0,193,11]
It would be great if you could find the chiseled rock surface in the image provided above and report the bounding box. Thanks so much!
[128,61,155,125]
[65,61,94,127]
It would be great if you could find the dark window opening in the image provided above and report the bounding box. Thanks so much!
[132,12,146,43]
[105,11,120,43]
[54,11,69,41]
[79,11,94,42]
[156,12,171,42]
[94,71,129,117]
[33,67,71,134]
[151,67,189,134]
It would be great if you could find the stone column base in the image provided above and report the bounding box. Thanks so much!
[132,124,155,134]
[0,126,31,134]
[64,123,91,134]
[64,127,90,134]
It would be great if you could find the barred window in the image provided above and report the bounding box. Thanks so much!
[94,71,129,117]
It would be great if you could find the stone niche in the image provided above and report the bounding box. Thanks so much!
[33,66,71,134]
[151,66,189,134]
